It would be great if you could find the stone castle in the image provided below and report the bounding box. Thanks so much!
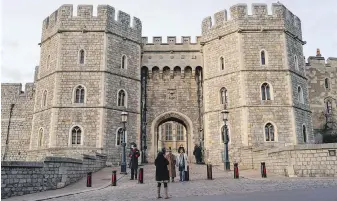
[1,3,336,168]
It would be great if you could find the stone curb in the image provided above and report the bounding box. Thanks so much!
[33,170,131,201]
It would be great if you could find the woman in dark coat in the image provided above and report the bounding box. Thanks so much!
[155,148,169,199]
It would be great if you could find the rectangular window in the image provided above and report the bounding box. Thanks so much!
[165,124,172,141]
[177,124,184,141]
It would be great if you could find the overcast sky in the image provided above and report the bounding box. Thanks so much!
[1,0,336,84]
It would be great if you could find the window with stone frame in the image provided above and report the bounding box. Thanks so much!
[220,87,228,105]
[261,50,266,65]
[71,126,81,145]
[121,55,127,69]
[42,90,47,107]
[116,128,123,146]
[118,90,126,107]
[75,85,85,103]
[220,57,225,70]
[38,128,43,147]
[302,125,307,143]
[79,49,85,64]
[298,86,304,103]
[165,123,173,141]
[326,100,333,114]
[220,125,230,144]
[325,78,330,89]
[261,83,271,100]
[221,126,225,143]
[176,124,184,141]
[265,123,275,141]
[47,55,51,68]
[294,55,299,71]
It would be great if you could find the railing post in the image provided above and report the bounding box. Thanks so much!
[87,172,92,187]
[138,168,144,184]
[261,162,267,178]
[207,164,213,180]
[185,165,190,181]
[233,163,239,179]
[112,170,117,186]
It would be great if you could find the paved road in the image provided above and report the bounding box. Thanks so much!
[46,164,337,201]
[168,187,337,201]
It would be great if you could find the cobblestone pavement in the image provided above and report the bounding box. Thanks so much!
[46,164,337,201]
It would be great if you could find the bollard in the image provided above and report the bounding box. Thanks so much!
[261,162,267,178]
[207,164,213,180]
[87,172,92,187]
[233,163,239,179]
[185,165,190,181]
[138,168,144,184]
[112,170,117,186]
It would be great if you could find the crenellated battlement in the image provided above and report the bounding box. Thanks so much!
[141,36,202,46]
[1,83,35,99]
[307,56,337,68]
[201,3,302,41]
[41,4,142,43]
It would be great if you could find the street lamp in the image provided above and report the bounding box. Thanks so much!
[120,111,128,174]
[221,109,230,171]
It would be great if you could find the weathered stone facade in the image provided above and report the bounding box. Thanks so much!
[306,51,337,142]
[1,153,107,199]
[1,3,334,167]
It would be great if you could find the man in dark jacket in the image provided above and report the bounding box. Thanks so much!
[129,143,140,180]
[155,148,169,199]
[193,144,202,164]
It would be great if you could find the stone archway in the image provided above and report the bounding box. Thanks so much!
[150,111,194,161]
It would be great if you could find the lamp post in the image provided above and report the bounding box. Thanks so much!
[120,111,128,174]
[221,109,230,171]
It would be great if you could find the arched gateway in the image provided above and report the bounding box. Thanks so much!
[150,111,194,161]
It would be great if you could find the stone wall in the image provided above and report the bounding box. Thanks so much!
[201,3,311,165]
[1,83,35,161]
[251,143,337,177]
[1,153,107,199]
[306,54,337,141]
[141,40,203,161]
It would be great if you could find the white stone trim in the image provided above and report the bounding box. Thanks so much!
[260,82,274,100]
[72,85,87,104]
[117,89,128,108]
[47,55,51,69]
[41,89,48,108]
[78,49,86,65]
[219,87,228,105]
[297,85,304,104]
[263,121,278,142]
[259,49,268,66]
[121,54,128,69]
[68,125,84,146]
[324,77,330,90]
[294,55,299,71]
[219,124,231,145]
[38,127,44,147]
[115,127,128,146]
[219,56,225,70]
[302,124,307,143]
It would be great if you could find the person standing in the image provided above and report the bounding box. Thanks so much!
[155,148,169,199]
[176,147,188,182]
[165,148,176,182]
[129,143,140,180]
[193,144,199,164]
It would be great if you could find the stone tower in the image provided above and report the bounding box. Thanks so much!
[29,5,142,163]
[306,50,337,142]
[140,36,203,161]
[201,3,313,167]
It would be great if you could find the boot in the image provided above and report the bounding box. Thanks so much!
[157,187,162,199]
[164,187,169,199]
